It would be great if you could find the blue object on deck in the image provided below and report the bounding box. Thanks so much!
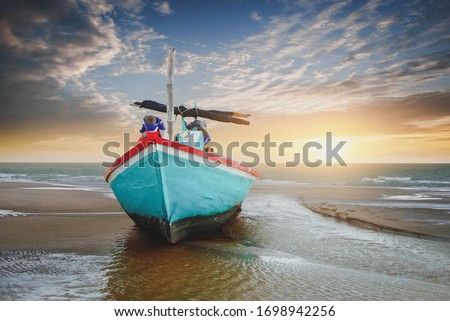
[176,117,205,150]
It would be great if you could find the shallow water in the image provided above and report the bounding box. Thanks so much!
[1,193,449,300]
[1,163,449,300]
[0,251,108,300]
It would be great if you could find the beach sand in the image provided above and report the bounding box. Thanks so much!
[0,182,123,213]
[1,181,449,255]
[0,182,132,253]
[0,215,133,253]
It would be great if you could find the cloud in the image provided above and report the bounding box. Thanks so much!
[0,19,38,52]
[408,116,450,129]
[112,0,145,15]
[250,11,262,22]
[0,0,448,162]
[0,0,123,86]
[0,0,133,145]
[110,27,167,75]
[0,0,176,156]
[175,0,449,120]
[152,1,173,15]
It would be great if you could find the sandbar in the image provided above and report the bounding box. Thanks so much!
[253,182,450,241]
[304,203,450,241]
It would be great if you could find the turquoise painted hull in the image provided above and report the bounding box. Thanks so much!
[106,141,257,243]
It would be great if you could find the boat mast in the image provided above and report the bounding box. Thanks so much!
[166,48,175,141]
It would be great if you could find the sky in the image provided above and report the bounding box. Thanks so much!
[0,0,449,164]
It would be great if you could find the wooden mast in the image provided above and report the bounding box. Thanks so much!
[133,47,252,126]
[166,48,175,141]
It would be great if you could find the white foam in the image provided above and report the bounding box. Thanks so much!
[381,193,442,201]
[362,176,450,187]
[260,255,305,265]
[0,173,34,183]
[362,176,411,183]
[414,180,450,185]
[331,200,450,211]
[0,209,26,217]
[382,176,411,181]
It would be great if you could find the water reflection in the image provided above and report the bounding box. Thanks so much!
[102,216,257,300]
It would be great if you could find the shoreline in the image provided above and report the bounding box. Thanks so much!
[304,203,450,242]
[253,182,450,242]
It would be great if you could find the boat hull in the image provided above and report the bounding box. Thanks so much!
[128,203,241,243]
[105,138,258,243]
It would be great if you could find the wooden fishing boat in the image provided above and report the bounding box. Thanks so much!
[104,49,259,243]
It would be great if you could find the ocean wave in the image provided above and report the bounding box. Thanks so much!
[398,186,450,193]
[414,180,450,185]
[362,176,411,183]
[334,201,450,211]
[0,172,103,183]
[380,193,442,201]
[0,173,35,183]
[361,176,450,186]
[0,172,109,194]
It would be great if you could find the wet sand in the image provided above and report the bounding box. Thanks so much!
[1,181,449,255]
[0,182,132,253]
[0,215,133,253]
[0,182,123,214]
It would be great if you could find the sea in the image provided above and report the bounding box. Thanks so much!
[0,162,449,300]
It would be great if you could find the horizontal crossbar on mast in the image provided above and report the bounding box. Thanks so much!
[131,100,251,125]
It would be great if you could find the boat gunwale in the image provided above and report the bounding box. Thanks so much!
[104,137,260,182]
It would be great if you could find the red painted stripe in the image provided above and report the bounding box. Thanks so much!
[104,137,260,181]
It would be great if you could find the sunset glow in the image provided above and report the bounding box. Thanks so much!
[0,0,449,163]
